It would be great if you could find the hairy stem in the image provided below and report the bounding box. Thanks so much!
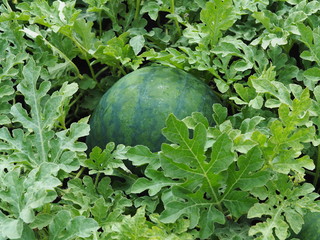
[134,0,141,21]
[75,167,85,179]
[3,0,13,12]
[98,10,103,38]
[171,0,181,36]
[313,145,320,188]
[95,172,101,188]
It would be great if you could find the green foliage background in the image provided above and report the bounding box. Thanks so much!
[1,0,320,239]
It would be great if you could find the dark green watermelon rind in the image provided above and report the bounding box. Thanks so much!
[87,66,220,152]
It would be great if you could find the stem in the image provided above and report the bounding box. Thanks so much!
[99,11,102,38]
[94,172,101,187]
[69,92,84,109]
[313,145,320,187]
[74,167,85,179]
[95,66,109,79]
[58,31,95,80]
[39,34,82,78]
[170,0,181,36]
[118,64,127,76]
[85,57,96,81]
[134,0,141,21]
[3,0,13,12]
[306,170,315,176]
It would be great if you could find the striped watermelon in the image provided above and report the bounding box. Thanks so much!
[86,66,220,152]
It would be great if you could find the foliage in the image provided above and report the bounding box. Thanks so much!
[1,0,320,239]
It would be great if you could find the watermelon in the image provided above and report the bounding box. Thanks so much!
[293,211,320,240]
[86,66,220,152]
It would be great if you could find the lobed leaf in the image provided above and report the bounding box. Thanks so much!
[0,163,61,239]
[48,210,99,240]
[248,174,320,240]
[200,0,238,46]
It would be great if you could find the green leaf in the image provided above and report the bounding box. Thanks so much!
[158,113,267,237]
[225,147,269,192]
[15,224,36,240]
[314,85,320,102]
[0,47,27,125]
[183,112,210,129]
[48,210,99,240]
[93,32,142,69]
[214,219,254,240]
[0,163,60,238]
[248,174,320,240]
[140,1,161,20]
[219,147,269,218]
[105,206,196,239]
[84,143,126,175]
[90,197,110,224]
[300,50,314,61]
[131,169,179,196]
[0,213,23,239]
[1,58,88,171]
[252,11,272,31]
[233,135,257,153]
[240,116,265,133]
[53,121,89,172]
[62,176,99,214]
[214,78,229,93]
[29,213,55,230]
[297,23,320,66]
[250,66,293,108]
[200,0,237,46]
[162,114,195,147]
[303,67,320,82]
[223,191,257,219]
[233,83,256,103]
[129,35,145,55]
[17,0,81,32]
[158,114,228,237]
[126,145,158,166]
[160,189,225,227]
[21,26,81,77]
[72,18,96,52]
[210,133,235,174]
[212,104,228,125]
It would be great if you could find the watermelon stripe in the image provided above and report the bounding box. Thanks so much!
[87,66,220,152]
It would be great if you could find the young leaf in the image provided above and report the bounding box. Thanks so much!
[303,67,320,83]
[131,169,179,196]
[104,207,195,239]
[250,65,292,107]
[0,163,60,239]
[126,145,159,167]
[84,143,126,175]
[297,23,320,66]
[0,212,23,240]
[212,104,228,125]
[200,0,237,46]
[129,35,145,55]
[48,210,99,240]
[214,219,254,240]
